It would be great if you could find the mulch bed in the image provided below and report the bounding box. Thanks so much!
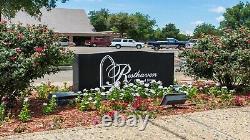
[0,94,249,137]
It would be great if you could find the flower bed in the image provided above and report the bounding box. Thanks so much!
[0,80,250,136]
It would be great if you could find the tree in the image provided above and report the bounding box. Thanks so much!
[161,23,180,39]
[176,33,190,41]
[109,13,134,37]
[127,12,156,41]
[88,9,110,32]
[180,26,250,89]
[193,23,221,38]
[0,23,72,109]
[0,0,68,21]
[220,2,250,29]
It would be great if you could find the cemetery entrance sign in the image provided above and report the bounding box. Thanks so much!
[73,51,174,91]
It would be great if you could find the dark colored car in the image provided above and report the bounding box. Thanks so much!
[148,38,187,51]
[85,37,111,47]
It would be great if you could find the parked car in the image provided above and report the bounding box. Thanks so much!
[58,38,76,47]
[84,37,111,47]
[185,39,198,49]
[111,38,144,49]
[148,38,187,51]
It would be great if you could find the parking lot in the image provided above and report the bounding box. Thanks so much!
[69,46,181,54]
[34,47,193,85]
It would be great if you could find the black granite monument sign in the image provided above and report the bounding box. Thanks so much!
[73,51,174,92]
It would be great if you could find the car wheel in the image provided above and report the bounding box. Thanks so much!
[115,44,121,49]
[154,45,160,51]
[136,44,142,49]
[93,44,97,47]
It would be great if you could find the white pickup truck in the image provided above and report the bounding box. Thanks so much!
[111,38,144,49]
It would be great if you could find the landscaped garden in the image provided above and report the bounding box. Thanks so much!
[0,19,250,136]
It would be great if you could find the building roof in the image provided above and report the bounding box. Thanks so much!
[4,8,95,34]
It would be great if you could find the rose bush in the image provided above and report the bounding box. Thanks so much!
[180,26,250,89]
[0,22,72,108]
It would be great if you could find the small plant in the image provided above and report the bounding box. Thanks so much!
[233,96,246,106]
[208,86,232,97]
[18,98,31,122]
[14,124,27,133]
[50,116,64,130]
[35,82,59,99]
[0,103,5,122]
[182,86,198,99]
[43,95,57,115]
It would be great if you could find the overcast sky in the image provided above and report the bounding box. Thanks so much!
[57,0,248,35]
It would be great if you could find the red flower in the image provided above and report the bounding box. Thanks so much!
[34,47,44,53]
[106,111,116,118]
[132,96,143,110]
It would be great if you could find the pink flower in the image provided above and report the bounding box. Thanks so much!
[34,47,44,53]
[10,56,17,61]
[234,96,245,106]
[15,48,22,53]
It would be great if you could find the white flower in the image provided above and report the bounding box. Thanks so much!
[150,89,156,94]
[124,84,128,88]
[150,80,156,83]
[129,83,134,86]
[199,87,203,90]
[158,86,163,89]
[157,81,162,85]
[145,88,149,91]
[222,86,227,89]
[93,101,97,104]
[95,87,100,91]
[188,85,192,88]
[111,98,115,101]
[101,87,105,90]
[77,91,82,94]
[52,95,57,98]
[43,103,48,106]
[88,97,93,101]
[83,89,87,92]
[216,83,220,86]
[144,83,149,87]
[101,92,106,96]
[24,97,29,102]
[114,81,120,88]
[135,79,141,83]
[230,90,236,93]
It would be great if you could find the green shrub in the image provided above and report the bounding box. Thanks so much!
[0,23,72,109]
[0,103,5,122]
[18,98,31,122]
[180,26,250,89]
[43,95,57,115]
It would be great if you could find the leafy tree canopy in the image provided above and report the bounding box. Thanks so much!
[0,0,68,21]
[193,23,221,38]
[220,1,250,29]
